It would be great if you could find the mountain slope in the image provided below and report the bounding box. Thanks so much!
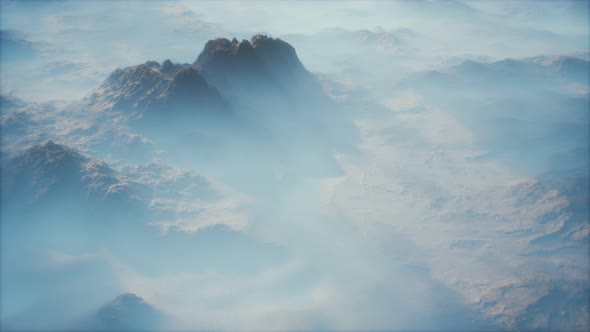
[1,141,130,207]
[85,60,227,118]
[24,35,358,193]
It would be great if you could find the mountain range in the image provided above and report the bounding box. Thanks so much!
[85,34,322,116]
[2,30,587,331]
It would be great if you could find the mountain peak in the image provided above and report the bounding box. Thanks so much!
[144,66,226,115]
[107,293,148,307]
[4,142,134,204]
[195,37,257,66]
[96,293,166,331]
[250,34,289,49]
[22,141,85,169]
[193,34,311,98]
[143,60,160,68]
[87,34,317,114]
[248,34,304,73]
[40,140,60,150]
[200,37,238,55]
[161,59,174,71]
[171,67,208,88]
[87,56,227,115]
[196,35,296,63]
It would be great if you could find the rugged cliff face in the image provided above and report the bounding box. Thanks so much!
[193,35,321,104]
[1,141,130,207]
[85,60,227,118]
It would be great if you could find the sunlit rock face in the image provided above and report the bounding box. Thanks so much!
[1,141,129,206]
[89,62,171,112]
[95,293,167,331]
[85,60,227,119]
[81,60,231,153]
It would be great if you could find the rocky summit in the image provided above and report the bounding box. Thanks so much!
[193,35,315,97]
[96,293,166,331]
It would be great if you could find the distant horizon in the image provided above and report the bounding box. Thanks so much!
[1,0,588,102]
